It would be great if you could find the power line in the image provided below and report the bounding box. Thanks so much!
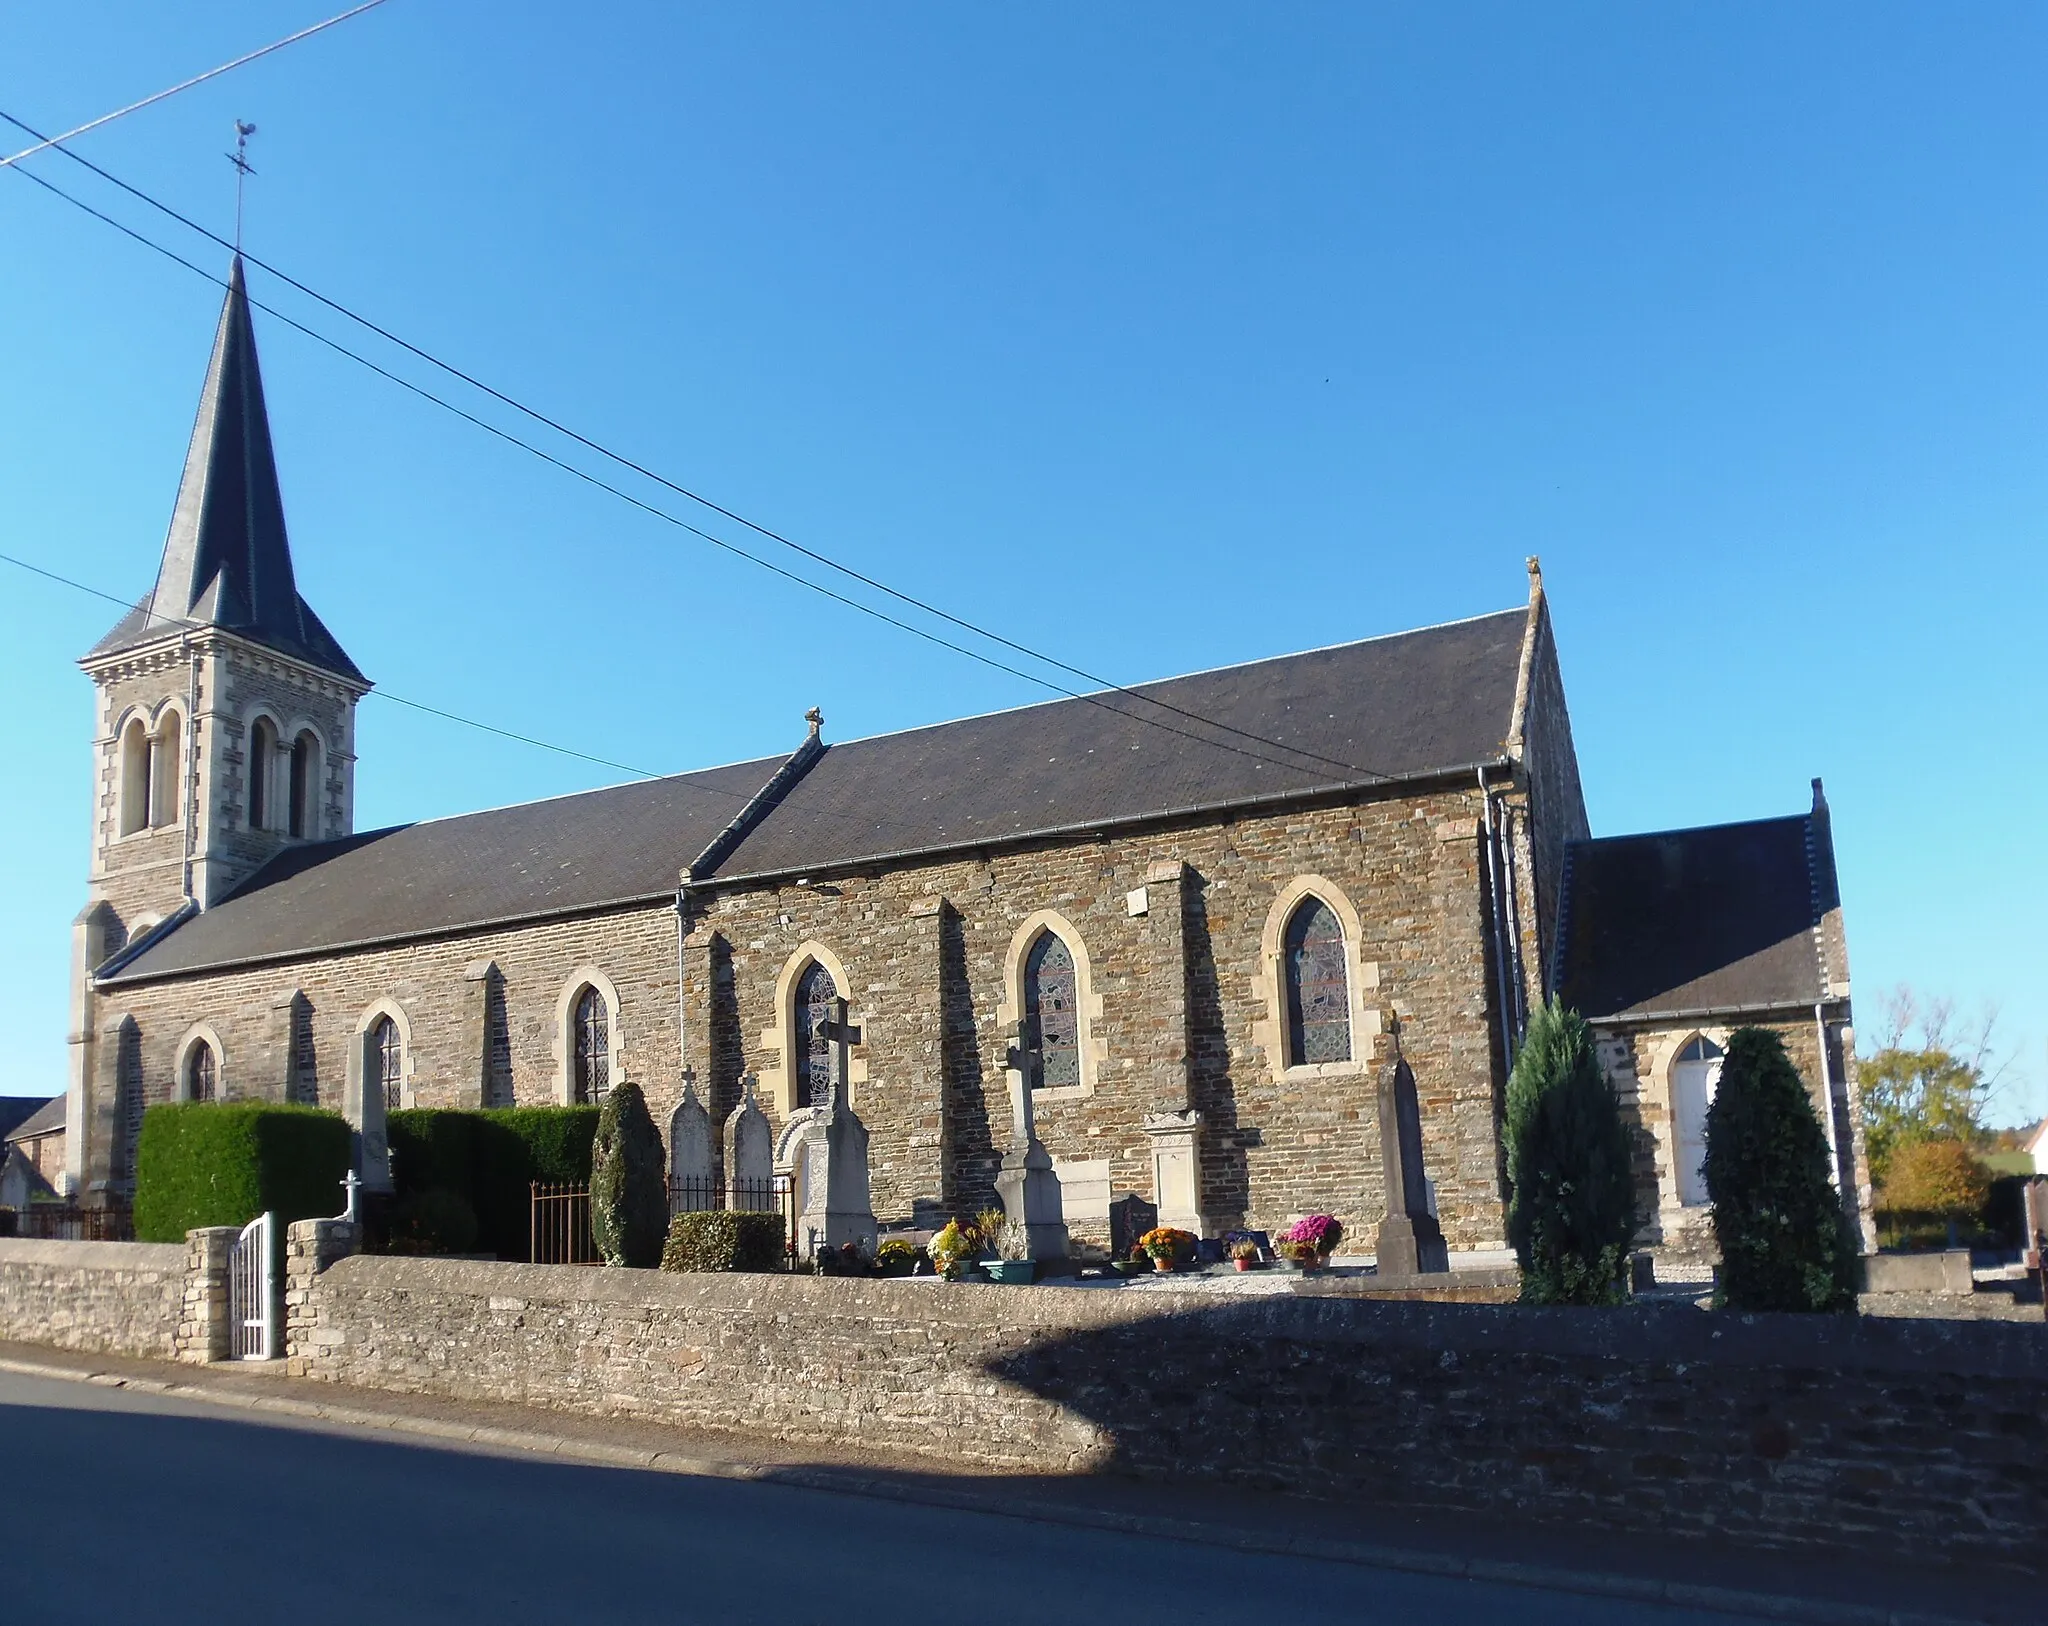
[0,548,658,779]
[4,149,1394,792]
[0,108,1398,789]
[0,1,393,171]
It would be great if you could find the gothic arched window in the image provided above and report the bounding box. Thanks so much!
[248,717,277,830]
[370,1015,403,1115]
[111,1024,145,1192]
[1023,931,1080,1091]
[186,1039,218,1104]
[119,718,152,836]
[794,961,838,1111]
[1283,895,1351,1066]
[288,730,317,838]
[572,986,610,1105]
[1672,1035,1725,1206]
[149,713,183,829]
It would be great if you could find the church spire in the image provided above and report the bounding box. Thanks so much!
[86,254,362,681]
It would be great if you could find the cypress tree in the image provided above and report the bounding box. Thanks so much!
[590,1081,669,1268]
[1506,998,1640,1304]
[1704,1027,1857,1313]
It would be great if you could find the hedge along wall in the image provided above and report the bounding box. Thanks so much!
[0,1237,187,1358]
[285,1254,2048,1567]
[133,1103,352,1244]
[386,1107,600,1259]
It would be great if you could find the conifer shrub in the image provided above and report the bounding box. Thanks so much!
[1505,999,1639,1305]
[590,1081,668,1268]
[1703,1026,1857,1313]
[660,1210,785,1273]
[134,1102,351,1242]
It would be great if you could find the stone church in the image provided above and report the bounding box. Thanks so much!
[60,257,1873,1265]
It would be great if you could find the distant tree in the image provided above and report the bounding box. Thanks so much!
[1704,1027,1856,1314]
[1856,987,2003,1185]
[1880,1137,1992,1221]
[590,1081,668,1269]
[1505,999,1640,1305]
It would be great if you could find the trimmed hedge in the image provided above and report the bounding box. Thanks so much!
[386,1106,599,1260]
[134,1102,351,1243]
[661,1210,785,1273]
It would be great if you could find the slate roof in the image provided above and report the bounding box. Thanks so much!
[1553,809,1833,1021]
[104,607,1531,983]
[85,257,364,682]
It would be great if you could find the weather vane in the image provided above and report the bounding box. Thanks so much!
[226,119,258,250]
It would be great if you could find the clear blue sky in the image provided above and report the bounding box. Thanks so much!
[4,3,2043,1120]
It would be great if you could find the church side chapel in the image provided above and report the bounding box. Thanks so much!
[63,258,1874,1268]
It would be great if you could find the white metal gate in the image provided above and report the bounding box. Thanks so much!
[228,1211,276,1360]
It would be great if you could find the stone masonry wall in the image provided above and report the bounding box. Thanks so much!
[0,1237,186,1358]
[291,1252,2048,1566]
[99,779,1524,1256]
[684,783,1507,1249]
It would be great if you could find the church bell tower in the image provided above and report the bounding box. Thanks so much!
[65,254,370,1193]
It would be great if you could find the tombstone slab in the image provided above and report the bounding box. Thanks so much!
[724,1074,775,1211]
[668,1076,715,1211]
[1142,1109,1212,1237]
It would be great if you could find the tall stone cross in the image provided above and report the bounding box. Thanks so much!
[1003,1020,1043,1148]
[815,998,862,1116]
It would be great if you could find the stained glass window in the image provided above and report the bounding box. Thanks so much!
[573,987,610,1105]
[1284,896,1351,1066]
[371,1016,403,1114]
[112,1029,145,1191]
[1024,931,1080,1090]
[188,1041,218,1103]
[795,961,838,1111]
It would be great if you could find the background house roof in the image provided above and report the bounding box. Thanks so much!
[0,1097,60,1142]
[1554,811,1830,1021]
[104,606,1529,982]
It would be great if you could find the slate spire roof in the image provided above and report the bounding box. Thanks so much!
[85,255,364,682]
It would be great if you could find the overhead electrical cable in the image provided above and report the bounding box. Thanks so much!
[0,1,394,171]
[0,108,1400,789]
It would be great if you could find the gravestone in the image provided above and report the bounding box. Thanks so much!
[724,1074,774,1211]
[1141,1109,1211,1236]
[1375,1027,1449,1274]
[796,999,877,1255]
[994,1022,1069,1261]
[668,1073,715,1211]
[1109,1194,1158,1258]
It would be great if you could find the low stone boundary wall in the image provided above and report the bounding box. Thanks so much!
[288,1245,2047,1566]
[0,1237,187,1359]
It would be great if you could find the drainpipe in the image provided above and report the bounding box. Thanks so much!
[1478,768,1517,1076]
[1499,796,1529,1038]
[675,870,695,1081]
[181,634,199,905]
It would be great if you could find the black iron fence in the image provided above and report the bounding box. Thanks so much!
[528,1182,597,1266]
[668,1174,800,1264]
[0,1203,135,1242]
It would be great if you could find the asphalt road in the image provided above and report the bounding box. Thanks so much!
[3,1368,1776,1626]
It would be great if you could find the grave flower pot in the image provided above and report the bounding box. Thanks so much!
[1149,1254,1178,1272]
[1110,1258,1148,1278]
[982,1259,1037,1285]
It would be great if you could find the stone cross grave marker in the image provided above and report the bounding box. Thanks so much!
[996,1020,1069,1261]
[1374,1021,1448,1275]
[798,998,877,1255]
